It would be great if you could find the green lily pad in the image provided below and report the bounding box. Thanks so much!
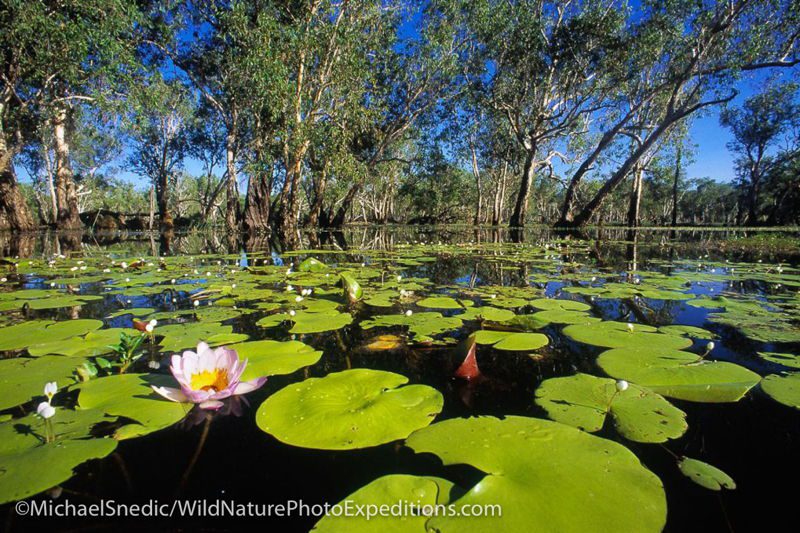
[758,352,800,370]
[406,416,666,532]
[158,323,249,352]
[0,319,103,352]
[228,340,323,380]
[361,312,462,343]
[311,474,456,532]
[678,457,736,491]
[0,356,83,410]
[289,310,353,334]
[658,325,715,340]
[416,296,465,310]
[761,372,800,409]
[340,273,362,302]
[298,257,328,272]
[0,434,116,504]
[597,348,761,402]
[531,309,599,325]
[493,332,549,352]
[563,321,693,350]
[458,306,515,322]
[256,369,443,450]
[535,373,687,442]
[529,298,591,311]
[28,327,138,357]
[77,374,190,439]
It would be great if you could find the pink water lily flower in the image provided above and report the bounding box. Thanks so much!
[152,342,266,410]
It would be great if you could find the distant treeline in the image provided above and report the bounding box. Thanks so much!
[1,0,798,233]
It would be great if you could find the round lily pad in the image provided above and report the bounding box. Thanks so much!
[493,332,549,352]
[311,474,456,532]
[535,373,687,442]
[758,352,800,370]
[256,369,443,450]
[658,325,715,340]
[761,372,800,409]
[78,373,190,439]
[563,321,692,350]
[529,298,591,312]
[406,416,666,532]
[597,348,761,402]
[227,339,322,380]
[678,457,736,491]
[0,356,83,410]
[416,296,465,310]
[289,310,354,334]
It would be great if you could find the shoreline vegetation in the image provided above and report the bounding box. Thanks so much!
[1,1,798,237]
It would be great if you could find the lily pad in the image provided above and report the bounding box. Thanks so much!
[256,369,443,449]
[658,325,715,340]
[77,373,190,439]
[311,474,456,532]
[535,373,687,442]
[597,348,761,402]
[406,416,666,532]
[227,340,322,380]
[758,352,800,370]
[416,296,465,310]
[0,356,83,411]
[678,457,736,491]
[761,372,800,409]
[563,321,692,350]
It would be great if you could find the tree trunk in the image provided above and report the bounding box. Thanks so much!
[509,149,536,228]
[569,118,672,227]
[307,166,327,228]
[243,170,271,233]
[331,182,360,227]
[671,147,681,226]
[52,107,82,230]
[224,127,240,233]
[156,170,172,229]
[470,139,483,225]
[626,165,643,228]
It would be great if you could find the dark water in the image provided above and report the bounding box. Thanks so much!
[1,227,799,532]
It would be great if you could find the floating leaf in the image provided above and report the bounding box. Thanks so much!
[78,374,190,439]
[298,257,328,272]
[597,348,761,402]
[563,321,692,350]
[289,310,353,334]
[227,340,322,380]
[758,352,800,370]
[678,457,736,491]
[311,475,456,533]
[658,325,715,340]
[761,372,800,409]
[340,273,362,302]
[0,356,83,410]
[535,373,687,442]
[256,369,443,449]
[406,416,666,532]
[529,298,591,311]
[416,296,465,310]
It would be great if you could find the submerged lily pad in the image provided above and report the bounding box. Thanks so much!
[406,416,666,532]
[761,372,800,409]
[311,474,456,532]
[256,369,443,450]
[597,348,761,402]
[758,352,800,370]
[535,373,687,442]
[678,457,736,491]
[658,325,715,340]
[361,312,462,342]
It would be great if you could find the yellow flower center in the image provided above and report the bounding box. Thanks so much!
[190,368,229,392]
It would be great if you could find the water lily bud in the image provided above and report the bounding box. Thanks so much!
[70,266,78,272]
[44,382,57,401]
[295,296,304,302]
[396,275,402,282]
[591,276,597,282]
[0,278,5,283]
[289,310,296,316]
[121,262,128,269]
[626,323,634,333]
[50,282,55,287]
[616,380,629,392]
[286,285,294,292]
[37,402,55,419]
[145,323,155,333]
[148,360,160,370]
[125,278,130,282]
[231,284,237,289]
[706,341,715,352]
[405,310,413,316]
[193,300,200,307]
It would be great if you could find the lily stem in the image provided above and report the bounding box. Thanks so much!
[177,416,212,497]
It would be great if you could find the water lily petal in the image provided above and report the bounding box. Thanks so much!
[199,400,224,410]
[152,386,188,403]
[234,377,267,395]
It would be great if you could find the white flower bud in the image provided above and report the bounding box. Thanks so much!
[616,380,629,392]
[37,402,55,419]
